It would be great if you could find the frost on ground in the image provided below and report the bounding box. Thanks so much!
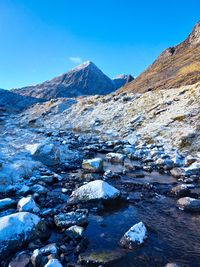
[21,82,200,157]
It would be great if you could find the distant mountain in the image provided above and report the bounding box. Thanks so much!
[112,74,134,89]
[0,89,42,112]
[13,61,131,100]
[119,21,200,94]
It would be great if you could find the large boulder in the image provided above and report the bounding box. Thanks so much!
[120,222,148,249]
[177,197,200,212]
[68,180,120,204]
[0,212,40,258]
[26,143,61,167]
[82,158,103,173]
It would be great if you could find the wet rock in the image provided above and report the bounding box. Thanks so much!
[171,184,190,198]
[27,143,61,167]
[103,169,120,179]
[184,155,196,166]
[177,197,200,212]
[82,158,103,173]
[8,251,30,267]
[0,198,15,211]
[170,168,186,178]
[40,243,58,256]
[69,180,120,204]
[0,212,40,257]
[17,196,40,214]
[66,225,84,237]
[78,249,125,267]
[31,249,42,267]
[184,162,200,176]
[156,158,174,170]
[32,184,48,195]
[44,259,63,267]
[120,221,148,249]
[105,152,126,163]
[18,185,30,196]
[54,210,88,228]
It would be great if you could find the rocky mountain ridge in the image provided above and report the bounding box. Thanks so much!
[13,61,132,100]
[119,21,200,94]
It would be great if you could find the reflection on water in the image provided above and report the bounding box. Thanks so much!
[85,183,200,267]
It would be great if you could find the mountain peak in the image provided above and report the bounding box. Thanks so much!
[71,60,96,72]
[188,21,200,46]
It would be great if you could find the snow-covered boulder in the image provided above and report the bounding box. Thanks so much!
[105,153,126,163]
[69,180,120,204]
[177,197,200,212]
[17,196,40,214]
[26,143,61,167]
[82,158,103,173]
[0,212,40,257]
[120,222,148,249]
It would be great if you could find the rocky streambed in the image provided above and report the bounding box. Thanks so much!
[0,113,200,267]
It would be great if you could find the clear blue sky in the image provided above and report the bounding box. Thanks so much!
[0,0,199,89]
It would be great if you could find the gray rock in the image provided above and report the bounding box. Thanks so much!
[0,198,15,211]
[78,249,125,266]
[177,197,200,211]
[69,180,120,204]
[171,184,190,198]
[0,212,40,257]
[120,222,148,249]
[82,158,103,173]
[105,153,126,163]
[17,196,40,214]
[8,251,30,267]
[27,143,61,167]
[54,210,88,228]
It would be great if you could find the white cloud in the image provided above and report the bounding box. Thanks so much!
[69,56,83,64]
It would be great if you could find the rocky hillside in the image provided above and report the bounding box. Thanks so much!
[13,61,131,100]
[0,89,42,112]
[119,21,200,93]
[20,81,200,156]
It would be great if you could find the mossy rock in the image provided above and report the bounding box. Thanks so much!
[78,249,125,266]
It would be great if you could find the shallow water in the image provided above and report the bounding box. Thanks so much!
[85,197,200,267]
[84,154,200,267]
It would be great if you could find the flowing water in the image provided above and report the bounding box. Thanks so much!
[84,155,200,267]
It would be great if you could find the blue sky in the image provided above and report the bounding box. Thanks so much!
[0,0,199,89]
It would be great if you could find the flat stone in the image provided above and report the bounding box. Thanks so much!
[54,210,88,228]
[78,249,125,266]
